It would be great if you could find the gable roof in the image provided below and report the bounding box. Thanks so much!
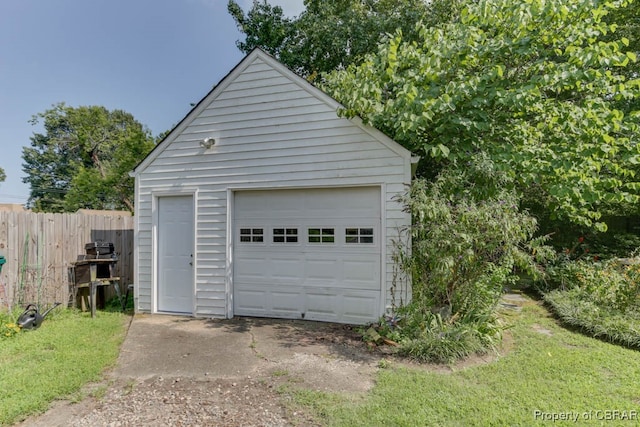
[131,48,411,175]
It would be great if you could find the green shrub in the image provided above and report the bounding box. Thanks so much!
[543,257,640,347]
[596,232,640,259]
[389,304,504,363]
[545,288,640,348]
[398,157,549,314]
[538,259,584,293]
[546,259,639,312]
[384,156,549,362]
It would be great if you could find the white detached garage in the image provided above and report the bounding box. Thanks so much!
[131,49,413,324]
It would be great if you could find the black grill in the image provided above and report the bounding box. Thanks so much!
[84,242,115,259]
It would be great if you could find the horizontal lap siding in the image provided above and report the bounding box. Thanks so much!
[135,55,411,318]
[144,150,400,175]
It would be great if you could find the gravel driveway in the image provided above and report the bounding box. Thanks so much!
[15,314,383,427]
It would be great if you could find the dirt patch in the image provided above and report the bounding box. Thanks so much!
[532,323,554,336]
[248,320,379,394]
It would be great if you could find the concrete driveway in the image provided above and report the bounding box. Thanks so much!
[114,313,379,390]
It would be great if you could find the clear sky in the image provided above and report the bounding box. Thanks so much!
[0,0,304,205]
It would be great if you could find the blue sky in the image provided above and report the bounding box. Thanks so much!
[0,0,304,205]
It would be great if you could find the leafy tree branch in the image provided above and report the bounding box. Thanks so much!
[323,0,640,230]
[22,103,155,212]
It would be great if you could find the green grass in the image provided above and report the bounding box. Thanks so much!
[0,309,127,426]
[290,299,640,426]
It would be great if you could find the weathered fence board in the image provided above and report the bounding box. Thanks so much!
[0,210,133,310]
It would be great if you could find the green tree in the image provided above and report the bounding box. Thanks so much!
[227,0,294,59]
[323,0,640,230]
[605,1,640,116]
[0,167,5,182]
[22,103,154,212]
[228,0,450,76]
[606,1,640,76]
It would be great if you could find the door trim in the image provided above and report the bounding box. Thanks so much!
[152,190,197,315]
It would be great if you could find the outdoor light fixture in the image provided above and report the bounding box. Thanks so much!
[200,137,215,149]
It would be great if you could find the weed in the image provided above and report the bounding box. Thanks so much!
[0,321,21,338]
[249,338,268,360]
[91,385,109,400]
[0,308,22,339]
[123,380,136,396]
[272,369,289,377]
[377,359,391,369]
[541,254,640,346]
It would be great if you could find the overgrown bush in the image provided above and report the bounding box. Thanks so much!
[382,157,550,362]
[400,160,546,315]
[550,259,639,311]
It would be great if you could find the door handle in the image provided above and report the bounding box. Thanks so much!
[189,254,193,266]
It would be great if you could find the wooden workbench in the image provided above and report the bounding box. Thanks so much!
[70,258,122,317]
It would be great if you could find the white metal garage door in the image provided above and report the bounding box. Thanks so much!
[233,187,381,324]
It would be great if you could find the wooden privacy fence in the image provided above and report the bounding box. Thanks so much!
[0,210,133,310]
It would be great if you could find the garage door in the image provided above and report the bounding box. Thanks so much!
[233,187,381,324]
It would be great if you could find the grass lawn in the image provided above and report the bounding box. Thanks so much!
[0,309,127,426]
[293,297,640,426]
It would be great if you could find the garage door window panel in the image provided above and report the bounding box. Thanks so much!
[240,228,264,243]
[308,228,335,244]
[346,228,374,244]
[273,228,299,243]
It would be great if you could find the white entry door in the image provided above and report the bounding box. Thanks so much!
[157,195,194,313]
[234,187,381,324]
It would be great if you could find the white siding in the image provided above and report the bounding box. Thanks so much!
[133,50,411,319]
